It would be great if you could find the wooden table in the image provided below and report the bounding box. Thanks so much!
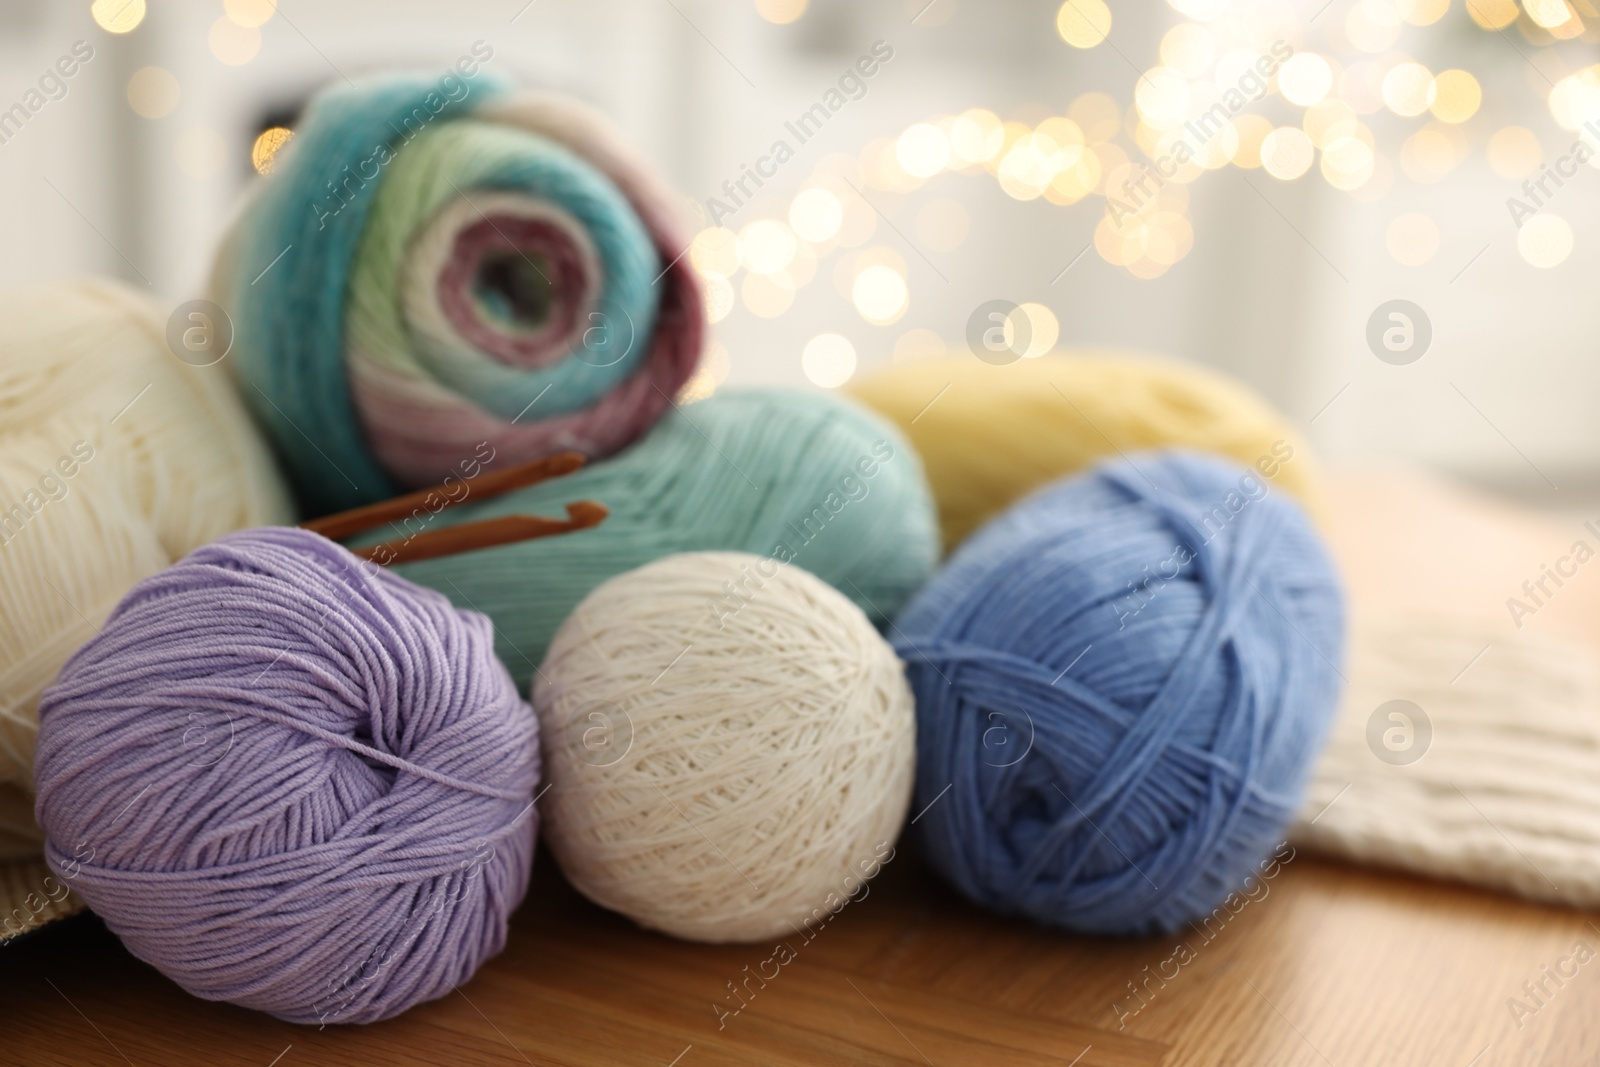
[4,839,1598,1066]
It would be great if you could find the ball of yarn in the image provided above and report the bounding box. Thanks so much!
[33,527,539,1024]
[849,353,1318,551]
[895,451,1345,935]
[0,280,290,858]
[213,74,703,513]
[535,552,914,943]
[375,389,939,691]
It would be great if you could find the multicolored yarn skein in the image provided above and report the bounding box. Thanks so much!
[213,69,703,513]
[896,451,1345,935]
[0,280,291,865]
[33,527,539,1025]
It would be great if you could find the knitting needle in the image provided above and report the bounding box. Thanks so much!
[301,451,587,542]
[354,500,609,566]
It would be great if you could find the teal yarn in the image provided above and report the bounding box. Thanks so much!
[375,390,939,691]
[894,451,1345,936]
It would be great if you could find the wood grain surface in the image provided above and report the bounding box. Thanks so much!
[2,841,1597,1067]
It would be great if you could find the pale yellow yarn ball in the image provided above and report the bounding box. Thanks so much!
[849,352,1320,552]
[534,551,915,943]
[0,280,291,858]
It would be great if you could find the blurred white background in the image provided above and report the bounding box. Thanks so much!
[0,0,1595,503]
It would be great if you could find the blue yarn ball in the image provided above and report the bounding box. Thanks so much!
[894,450,1345,936]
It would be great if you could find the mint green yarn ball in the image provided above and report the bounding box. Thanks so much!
[378,389,938,690]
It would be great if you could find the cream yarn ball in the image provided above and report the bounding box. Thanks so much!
[535,551,915,942]
[0,279,291,858]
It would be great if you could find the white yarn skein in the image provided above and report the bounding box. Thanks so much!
[0,279,291,858]
[535,551,915,943]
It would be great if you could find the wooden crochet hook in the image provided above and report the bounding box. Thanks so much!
[301,452,607,565]
[302,451,586,540]
[350,502,608,565]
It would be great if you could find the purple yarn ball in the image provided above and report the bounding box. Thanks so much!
[33,527,539,1024]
